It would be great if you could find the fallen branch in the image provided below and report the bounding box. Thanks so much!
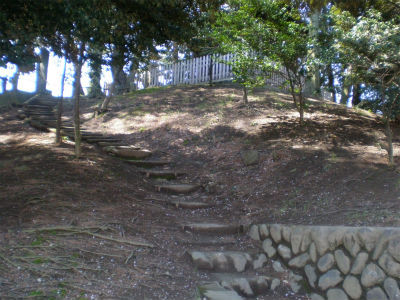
[0,252,18,268]
[23,226,154,248]
[125,251,135,264]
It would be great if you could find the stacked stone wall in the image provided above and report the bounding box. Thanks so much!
[248,224,400,300]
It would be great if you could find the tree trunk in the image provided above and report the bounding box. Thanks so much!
[172,41,179,63]
[385,117,394,165]
[56,59,67,145]
[309,9,321,98]
[112,64,128,95]
[299,94,304,125]
[341,84,350,105]
[99,66,118,112]
[209,56,213,85]
[11,66,20,92]
[242,85,248,104]
[327,64,336,102]
[0,77,6,92]
[73,44,85,158]
[88,53,104,98]
[36,48,50,94]
[100,82,115,112]
[352,84,362,106]
[287,70,304,124]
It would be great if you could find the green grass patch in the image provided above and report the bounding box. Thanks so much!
[124,86,172,98]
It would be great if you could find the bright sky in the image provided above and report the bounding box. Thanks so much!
[0,52,113,97]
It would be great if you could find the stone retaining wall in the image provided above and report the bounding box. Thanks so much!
[248,224,400,300]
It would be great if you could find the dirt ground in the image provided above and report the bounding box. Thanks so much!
[0,84,399,299]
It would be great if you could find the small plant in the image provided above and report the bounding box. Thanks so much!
[29,290,44,297]
[31,236,45,246]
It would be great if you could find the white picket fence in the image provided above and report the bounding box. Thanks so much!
[127,53,332,100]
[132,53,288,89]
[145,53,235,87]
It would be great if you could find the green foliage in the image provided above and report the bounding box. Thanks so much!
[213,0,309,120]
[333,9,400,117]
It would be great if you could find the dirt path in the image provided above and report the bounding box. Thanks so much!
[1,85,399,299]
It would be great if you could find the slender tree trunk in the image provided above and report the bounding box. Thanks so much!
[327,64,336,102]
[172,41,179,63]
[341,85,350,105]
[0,77,6,92]
[100,82,115,112]
[381,86,395,166]
[88,52,103,98]
[11,66,20,92]
[299,95,304,126]
[385,116,394,165]
[352,84,362,106]
[100,67,118,112]
[287,70,304,124]
[242,85,248,104]
[56,59,67,145]
[341,65,351,105]
[298,79,305,126]
[36,48,50,94]
[73,44,85,158]
[309,9,321,98]
[209,56,213,85]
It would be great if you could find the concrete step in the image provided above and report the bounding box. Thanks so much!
[155,183,200,194]
[183,223,244,235]
[188,250,267,273]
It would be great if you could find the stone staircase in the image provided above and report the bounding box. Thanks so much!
[20,95,123,145]
[18,95,304,299]
[183,223,293,300]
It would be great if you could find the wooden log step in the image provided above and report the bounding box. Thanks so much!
[25,112,55,115]
[183,223,244,235]
[17,112,27,120]
[30,117,57,121]
[62,129,103,136]
[25,108,54,111]
[85,137,122,143]
[139,169,184,179]
[154,183,200,194]
[104,146,152,159]
[29,120,49,132]
[168,200,214,209]
[97,141,128,147]
[124,160,170,167]
[25,104,54,109]
[81,134,109,139]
